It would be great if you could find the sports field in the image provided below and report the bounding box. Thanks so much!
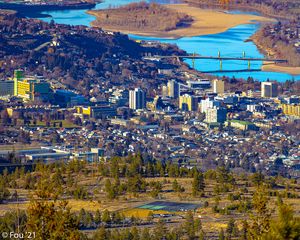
[137,201,201,212]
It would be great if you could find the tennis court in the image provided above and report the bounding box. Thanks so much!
[137,201,201,212]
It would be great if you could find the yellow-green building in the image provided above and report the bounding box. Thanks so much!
[76,106,116,119]
[280,104,300,117]
[13,69,50,101]
[179,94,199,111]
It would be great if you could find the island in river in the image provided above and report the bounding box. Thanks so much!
[88,3,274,39]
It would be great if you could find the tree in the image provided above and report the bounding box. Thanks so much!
[0,210,27,234]
[184,211,195,239]
[172,179,184,193]
[0,177,10,203]
[105,179,117,199]
[140,228,151,240]
[218,228,225,240]
[93,226,109,240]
[26,200,81,240]
[240,220,248,240]
[192,170,205,196]
[153,220,167,240]
[95,210,102,225]
[248,187,271,239]
[262,203,300,240]
[226,218,238,239]
[101,209,110,224]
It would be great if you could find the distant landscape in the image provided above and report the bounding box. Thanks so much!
[184,0,300,69]
[0,0,300,240]
[89,2,193,33]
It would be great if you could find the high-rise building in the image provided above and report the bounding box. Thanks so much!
[205,107,227,123]
[212,79,224,94]
[129,88,146,110]
[161,85,168,98]
[179,94,199,111]
[200,98,221,113]
[261,82,278,98]
[167,80,180,99]
[13,69,24,96]
[0,80,14,96]
[13,69,51,101]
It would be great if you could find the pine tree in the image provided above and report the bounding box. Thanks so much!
[184,210,195,239]
[93,226,109,240]
[248,187,271,239]
[192,170,205,196]
[26,200,81,240]
[219,228,225,240]
[262,203,300,240]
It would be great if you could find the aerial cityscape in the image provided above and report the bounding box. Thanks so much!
[0,0,300,239]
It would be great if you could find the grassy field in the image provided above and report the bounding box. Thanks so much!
[1,164,299,239]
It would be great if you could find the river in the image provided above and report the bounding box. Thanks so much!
[39,0,300,82]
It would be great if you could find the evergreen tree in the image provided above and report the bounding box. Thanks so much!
[93,226,109,240]
[262,203,300,240]
[219,228,225,240]
[192,170,205,196]
[26,200,81,240]
[248,187,271,239]
[184,210,195,239]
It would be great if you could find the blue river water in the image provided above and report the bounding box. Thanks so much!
[39,0,300,82]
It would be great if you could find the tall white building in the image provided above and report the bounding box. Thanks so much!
[129,88,146,110]
[212,79,224,94]
[167,80,180,99]
[205,107,227,123]
[261,82,278,98]
[200,98,221,113]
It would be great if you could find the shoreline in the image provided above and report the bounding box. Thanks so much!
[88,4,274,39]
[251,35,300,76]
[87,3,300,76]
[0,1,96,18]
[262,63,300,76]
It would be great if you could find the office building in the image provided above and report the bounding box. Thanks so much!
[212,79,224,94]
[13,69,51,101]
[186,80,211,90]
[0,80,14,96]
[280,104,300,117]
[161,85,168,98]
[13,69,24,96]
[179,94,199,111]
[200,98,221,113]
[76,106,116,119]
[261,82,278,98]
[129,88,146,110]
[55,90,87,107]
[167,80,180,99]
[205,107,227,123]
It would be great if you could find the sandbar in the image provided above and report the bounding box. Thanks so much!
[88,4,274,39]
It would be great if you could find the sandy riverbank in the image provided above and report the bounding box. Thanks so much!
[88,4,274,39]
[262,63,300,75]
[251,36,300,76]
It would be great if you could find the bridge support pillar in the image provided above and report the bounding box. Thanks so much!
[248,60,251,70]
[220,60,223,71]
